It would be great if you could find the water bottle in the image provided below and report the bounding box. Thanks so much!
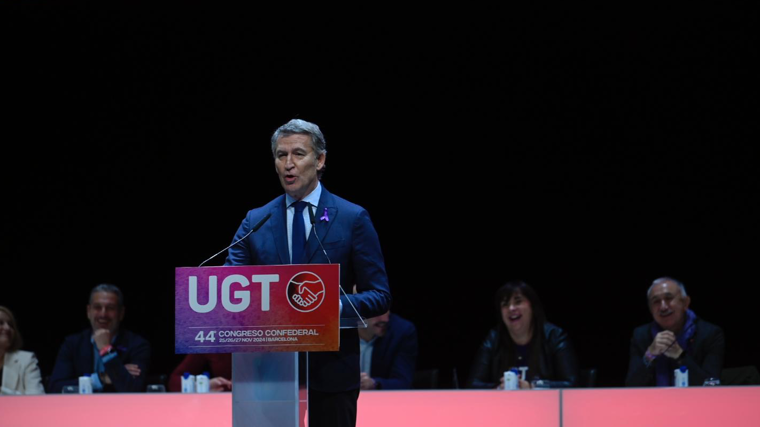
[503,368,519,390]
[196,372,210,393]
[674,365,689,387]
[79,374,93,394]
[181,372,196,393]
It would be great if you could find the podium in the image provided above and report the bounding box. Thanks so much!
[176,264,360,427]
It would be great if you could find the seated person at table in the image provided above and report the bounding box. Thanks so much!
[1,306,45,395]
[168,354,232,392]
[626,277,724,386]
[467,281,578,389]
[48,284,151,392]
[358,311,418,390]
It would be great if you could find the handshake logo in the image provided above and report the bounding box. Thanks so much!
[286,271,326,313]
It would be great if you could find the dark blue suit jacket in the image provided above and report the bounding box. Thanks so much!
[225,186,392,392]
[48,328,151,393]
[625,317,724,386]
[368,313,417,390]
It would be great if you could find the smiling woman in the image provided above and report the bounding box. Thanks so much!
[466,281,579,389]
[0,306,45,395]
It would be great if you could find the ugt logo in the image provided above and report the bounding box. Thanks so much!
[286,271,326,312]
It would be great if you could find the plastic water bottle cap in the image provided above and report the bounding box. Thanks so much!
[679,365,688,372]
[183,372,191,379]
[203,372,210,377]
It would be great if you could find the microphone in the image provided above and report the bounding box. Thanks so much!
[198,213,272,267]
[308,205,331,264]
[307,205,365,328]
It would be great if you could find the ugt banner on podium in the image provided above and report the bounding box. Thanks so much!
[175,264,340,353]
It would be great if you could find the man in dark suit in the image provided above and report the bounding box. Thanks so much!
[225,119,391,427]
[626,277,724,386]
[48,284,151,393]
[358,311,418,390]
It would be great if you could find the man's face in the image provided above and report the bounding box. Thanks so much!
[274,134,325,201]
[87,291,124,334]
[649,281,691,332]
[367,311,390,338]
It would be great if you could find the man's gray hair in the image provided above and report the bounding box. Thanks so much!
[647,276,688,299]
[270,118,327,159]
[89,283,124,308]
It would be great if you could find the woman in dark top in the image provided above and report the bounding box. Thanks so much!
[467,281,578,389]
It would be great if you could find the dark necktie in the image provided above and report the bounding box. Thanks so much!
[291,201,308,264]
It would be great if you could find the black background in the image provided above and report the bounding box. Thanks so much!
[2,4,757,388]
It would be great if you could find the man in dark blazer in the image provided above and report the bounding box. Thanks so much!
[359,311,418,390]
[626,277,724,387]
[225,119,391,427]
[48,284,151,393]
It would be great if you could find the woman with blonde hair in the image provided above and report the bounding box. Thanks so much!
[1,305,45,394]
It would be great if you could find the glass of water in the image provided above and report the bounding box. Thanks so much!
[146,384,167,392]
[703,378,721,386]
[61,385,78,394]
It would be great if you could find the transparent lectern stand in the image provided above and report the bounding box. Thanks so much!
[232,310,367,427]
